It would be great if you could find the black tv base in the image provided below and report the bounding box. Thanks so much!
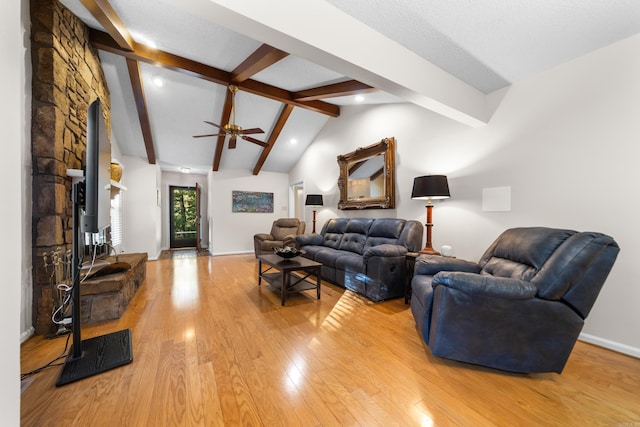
[56,329,133,387]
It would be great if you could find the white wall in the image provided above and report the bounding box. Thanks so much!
[19,0,33,343]
[207,169,290,254]
[160,171,209,250]
[119,155,163,259]
[290,34,640,356]
[1,0,27,423]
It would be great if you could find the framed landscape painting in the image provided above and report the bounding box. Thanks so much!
[232,190,274,213]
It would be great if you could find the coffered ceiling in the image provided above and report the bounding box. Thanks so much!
[58,0,640,175]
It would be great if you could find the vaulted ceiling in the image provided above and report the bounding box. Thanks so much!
[59,0,640,175]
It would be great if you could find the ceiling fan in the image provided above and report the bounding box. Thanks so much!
[193,85,268,149]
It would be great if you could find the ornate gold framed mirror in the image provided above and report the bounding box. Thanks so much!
[337,137,395,210]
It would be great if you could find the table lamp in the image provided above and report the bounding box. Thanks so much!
[305,194,323,234]
[411,175,450,255]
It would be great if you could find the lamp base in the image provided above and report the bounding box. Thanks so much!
[419,246,441,256]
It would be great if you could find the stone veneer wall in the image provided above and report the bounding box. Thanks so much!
[31,0,111,334]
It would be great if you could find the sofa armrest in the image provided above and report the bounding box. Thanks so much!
[254,233,274,242]
[363,244,408,262]
[296,233,323,247]
[432,272,538,300]
[414,255,481,276]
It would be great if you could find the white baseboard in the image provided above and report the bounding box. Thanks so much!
[211,250,253,256]
[579,333,640,359]
[20,326,34,344]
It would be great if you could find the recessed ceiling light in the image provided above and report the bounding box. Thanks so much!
[180,167,191,174]
[355,95,365,102]
[152,77,163,87]
[290,138,298,145]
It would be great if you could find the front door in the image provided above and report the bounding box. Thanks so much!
[169,185,199,248]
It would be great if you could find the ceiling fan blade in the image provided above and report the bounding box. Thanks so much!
[240,127,265,135]
[204,121,224,129]
[228,135,237,149]
[241,135,269,147]
[193,133,223,138]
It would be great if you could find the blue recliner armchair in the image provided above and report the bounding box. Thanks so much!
[410,227,619,373]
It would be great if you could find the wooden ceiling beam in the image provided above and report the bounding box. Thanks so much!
[90,30,339,117]
[371,167,384,181]
[253,104,294,175]
[231,44,289,83]
[212,92,233,171]
[91,29,230,85]
[238,79,339,117]
[126,58,156,164]
[293,80,377,101]
[81,0,134,51]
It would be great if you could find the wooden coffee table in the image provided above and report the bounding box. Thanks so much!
[257,254,321,306]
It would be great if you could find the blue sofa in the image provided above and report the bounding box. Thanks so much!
[297,218,423,301]
[411,227,620,373]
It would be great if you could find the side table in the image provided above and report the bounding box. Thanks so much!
[405,252,419,304]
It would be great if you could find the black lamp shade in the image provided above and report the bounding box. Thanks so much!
[411,175,450,200]
[305,194,324,206]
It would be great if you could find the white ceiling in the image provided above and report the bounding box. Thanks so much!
[59,0,640,175]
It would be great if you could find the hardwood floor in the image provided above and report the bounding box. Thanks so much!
[21,254,640,426]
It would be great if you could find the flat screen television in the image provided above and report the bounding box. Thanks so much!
[81,99,112,258]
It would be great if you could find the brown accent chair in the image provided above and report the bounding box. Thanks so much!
[254,218,306,257]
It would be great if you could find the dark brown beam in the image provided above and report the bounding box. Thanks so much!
[212,92,233,171]
[253,104,294,175]
[371,167,384,181]
[92,29,230,85]
[126,58,156,164]
[348,159,366,175]
[238,79,339,117]
[81,0,134,50]
[293,80,377,101]
[90,30,340,117]
[231,44,289,83]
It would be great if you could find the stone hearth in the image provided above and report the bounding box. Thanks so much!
[80,253,147,323]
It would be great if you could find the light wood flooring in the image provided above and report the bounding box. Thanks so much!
[21,254,640,426]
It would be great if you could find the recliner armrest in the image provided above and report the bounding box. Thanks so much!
[254,233,274,242]
[433,272,538,300]
[415,255,481,276]
[282,234,298,247]
[363,244,407,262]
[297,234,323,247]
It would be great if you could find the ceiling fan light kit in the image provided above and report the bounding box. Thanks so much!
[192,84,266,149]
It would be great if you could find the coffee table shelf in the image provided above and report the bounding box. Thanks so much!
[258,254,322,306]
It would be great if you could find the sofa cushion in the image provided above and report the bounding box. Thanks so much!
[339,233,367,254]
[315,249,354,268]
[323,232,344,249]
[301,245,328,260]
[345,218,374,234]
[479,227,574,281]
[322,219,349,249]
[369,218,405,238]
[363,219,406,252]
[324,218,349,234]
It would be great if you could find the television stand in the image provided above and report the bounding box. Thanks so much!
[57,180,133,386]
[56,329,132,386]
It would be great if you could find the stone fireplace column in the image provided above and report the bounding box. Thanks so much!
[30,0,110,334]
